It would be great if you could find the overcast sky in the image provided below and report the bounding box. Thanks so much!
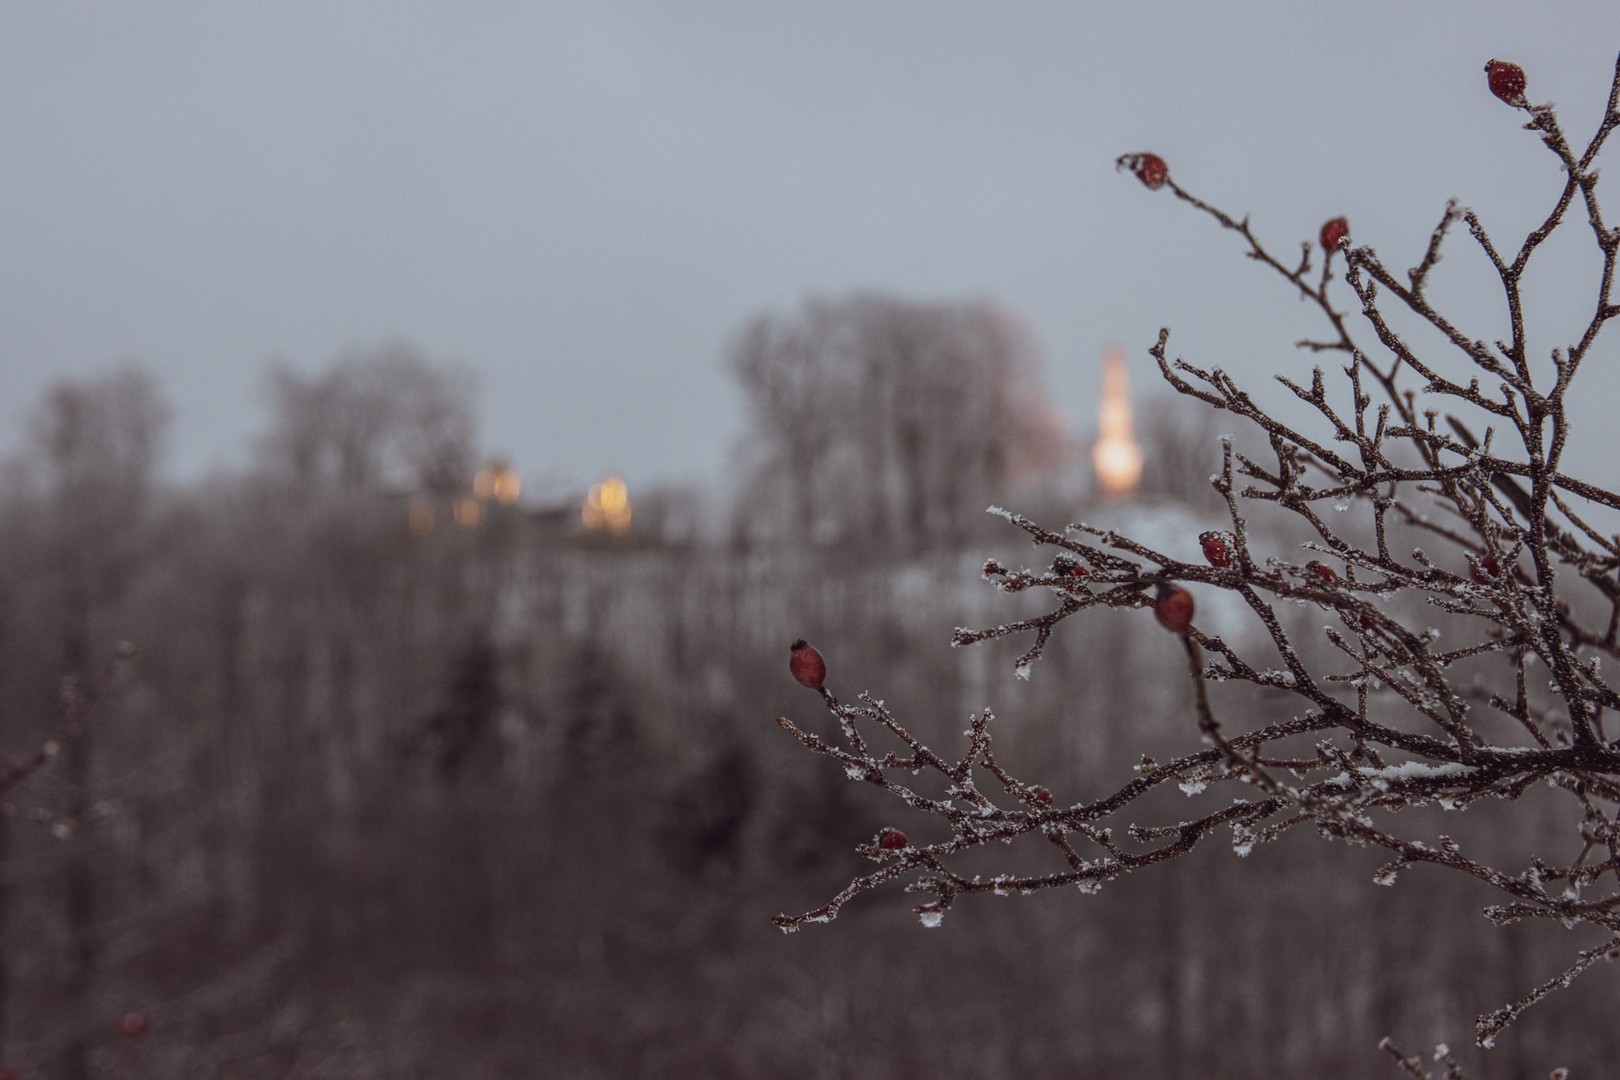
[2,1,1616,503]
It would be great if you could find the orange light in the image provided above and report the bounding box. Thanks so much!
[1092,346,1143,497]
[582,476,632,535]
[474,461,521,505]
[490,464,521,505]
[454,497,484,528]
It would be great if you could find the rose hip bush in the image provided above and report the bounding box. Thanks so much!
[773,55,1620,1068]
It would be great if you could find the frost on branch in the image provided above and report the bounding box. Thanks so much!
[774,54,1620,1060]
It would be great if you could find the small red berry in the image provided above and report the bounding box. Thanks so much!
[1153,582,1195,634]
[119,1012,149,1040]
[0,1069,19,1080]
[877,828,909,850]
[1319,216,1349,256]
[1307,560,1338,583]
[1033,787,1052,805]
[1470,553,1501,584]
[1199,530,1235,569]
[1119,152,1168,190]
[1485,60,1527,106]
[788,639,826,690]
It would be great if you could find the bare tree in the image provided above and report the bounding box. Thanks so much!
[730,293,1069,550]
[774,55,1620,1070]
[260,344,476,495]
[26,369,165,1080]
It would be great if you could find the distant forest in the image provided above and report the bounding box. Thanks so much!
[1,293,1613,1078]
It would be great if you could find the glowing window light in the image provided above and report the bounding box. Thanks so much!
[490,465,520,504]
[582,476,632,535]
[472,461,523,505]
[454,497,484,528]
[1092,346,1144,497]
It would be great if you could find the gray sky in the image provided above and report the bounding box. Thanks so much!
[2,1,1616,502]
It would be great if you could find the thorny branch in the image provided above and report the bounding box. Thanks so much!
[773,56,1620,1060]
[0,644,132,838]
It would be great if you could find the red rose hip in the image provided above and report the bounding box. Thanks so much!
[1119,152,1168,190]
[1153,582,1195,634]
[1485,60,1527,106]
[1470,553,1501,584]
[788,639,826,690]
[877,828,910,850]
[1320,216,1349,255]
[1199,530,1235,569]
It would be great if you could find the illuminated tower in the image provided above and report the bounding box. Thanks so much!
[1092,346,1143,498]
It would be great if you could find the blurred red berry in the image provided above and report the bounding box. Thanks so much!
[1320,216,1349,255]
[1470,553,1501,584]
[0,1068,19,1080]
[1119,152,1168,190]
[1485,59,1527,106]
[877,828,909,850]
[1199,530,1234,569]
[788,639,826,690]
[1033,787,1052,805]
[119,1012,149,1040]
[1153,583,1195,634]
[1307,560,1338,583]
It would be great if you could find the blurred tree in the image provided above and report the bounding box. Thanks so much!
[414,637,501,783]
[260,344,476,495]
[29,368,167,1080]
[729,294,1069,550]
[1135,393,1228,508]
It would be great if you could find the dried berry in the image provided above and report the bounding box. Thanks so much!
[1153,582,1195,634]
[119,1012,149,1040]
[1118,152,1168,190]
[877,828,909,850]
[1199,530,1235,569]
[1485,59,1527,106]
[1319,216,1349,255]
[788,639,826,690]
[1033,787,1052,805]
[1307,560,1339,583]
[1053,557,1089,580]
